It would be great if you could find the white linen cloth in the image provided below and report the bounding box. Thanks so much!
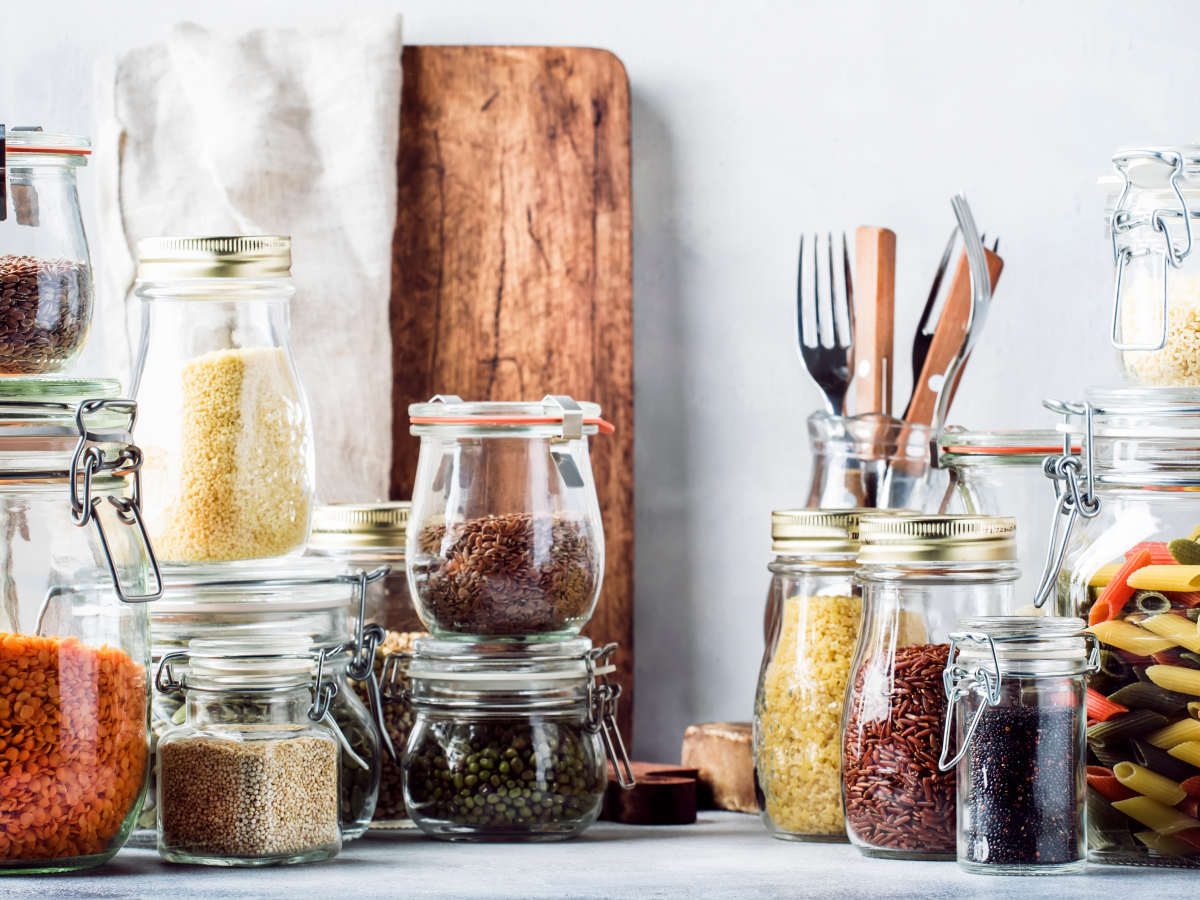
[93,17,403,503]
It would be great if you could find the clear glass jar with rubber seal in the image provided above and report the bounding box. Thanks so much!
[130,558,390,847]
[0,379,162,873]
[938,617,1091,876]
[383,638,634,841]
[0,126,95,374]
[842,514,1019,861]
[154,637,343,866]
[1031,389,1200,867]
[407,396,613,639]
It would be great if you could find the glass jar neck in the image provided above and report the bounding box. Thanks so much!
[768,552,857,575]
[185,686,313,729]
[857,559,1020,584]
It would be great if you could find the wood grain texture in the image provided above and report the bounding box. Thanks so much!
[389,46,634,740]
[853,227,896,416]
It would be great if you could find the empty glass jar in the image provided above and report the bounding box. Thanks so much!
[806,412,939,511]
[131,235,315,563]
[407,396,610,639]
[940,617,1089,876]
[0,127,95,374]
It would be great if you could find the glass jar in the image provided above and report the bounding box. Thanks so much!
[407,396,610,639]
[1037,388,1200,867]
[1103,146,1200,386]
[130,235,315,563]
[309,502,427,828]
[131,558,382,847]
[395,637,633,841]
[0,128,94,374]
[807,412,941,511]
[755,509,867,842]
[939,428,1077,611]
[155,637,342,866]
[0,379,161,872]
[843,514,1019,860]
[940,618,1089,876]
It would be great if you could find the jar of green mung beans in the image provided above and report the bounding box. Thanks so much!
[394,638,634,841]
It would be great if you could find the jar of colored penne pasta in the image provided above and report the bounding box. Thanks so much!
[843,515,1019,860]
[939,618,1089,875]
[1035,388,1200,867]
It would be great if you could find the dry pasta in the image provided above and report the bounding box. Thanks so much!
[1113,761,1187,806]
[1190,702,1200,721]
[1145,719,1200,750]
[1134,831,1196,856]
[1089,563,1123,588]
[1140,614,1200,653]
[1112,795,1200,835]
[1126,566,1200,591]
[1147,665,1200,697]
[1088,621,1179,656]
[1167,741,1200,768]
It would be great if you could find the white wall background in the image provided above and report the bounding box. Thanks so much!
[2,0,1184,761]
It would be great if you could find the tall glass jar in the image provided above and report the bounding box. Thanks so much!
[1102,146,1200,386]
[155,637,342,866]
[309,502,426,828]
[939,428,1075,609]
[395,638,633,841]
[1038,388,1200,867]
[407,396,610,639]
[130,235,315,563]
[0,379,161,872]
[0,128,94,374]
[132,558,381,847]
[940,618,1089,876]
[843,514,1018,860]
[755,509,868,842]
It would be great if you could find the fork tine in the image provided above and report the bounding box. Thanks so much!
[993,237,1000,253]
[797,233,808,348]
[837,232,854,349]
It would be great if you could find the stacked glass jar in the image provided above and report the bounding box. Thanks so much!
[0,126,162,873]
[391,395,634,841]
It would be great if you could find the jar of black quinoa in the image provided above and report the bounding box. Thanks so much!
[394,637,633,840]
[939,618,1090,876]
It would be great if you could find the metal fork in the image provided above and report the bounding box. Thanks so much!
[797,233,854,416]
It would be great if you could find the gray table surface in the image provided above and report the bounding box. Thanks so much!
[0,812,1193,899]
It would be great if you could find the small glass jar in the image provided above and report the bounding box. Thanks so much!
[155,637,342,866]
[755,509,867,842]
[396,638,632,841]
[806,412,940,511]
[940,618,1089,876]
[407,396,610,639]
[0,128,95,374]
[131,235,315,563]
[843,515,1019,860]
[133,558,381,847]
[939,428,1076,611]
[309,502,427,828]
[1103,146,1200,386]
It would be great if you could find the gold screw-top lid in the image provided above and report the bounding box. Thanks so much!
[858,514,1017,563]
[309,502,410,550]
[771,508,915,554]
[136,235,292,280]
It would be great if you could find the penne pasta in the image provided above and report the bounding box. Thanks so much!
[1088,687,1129,722]
[1168,741,1200,768]
[1147,665,1200,696]
[1191,702,1200,721]
[1089,787,1136,851]
[1089,563,1123,588]
[1088,709,1169,747]
[1093,550,1154,624]
[1128,565,1200,592]
[1146,719,1200,750]
[1141,614,1200,653]
[1114,761,1187,806]
[1134,830,1197,856]
[1134,739,1200,783]
[1108,682,1194,716]
[1089,622,1179,656]
[1182,775,1200,799]
[1113,795,1200,835]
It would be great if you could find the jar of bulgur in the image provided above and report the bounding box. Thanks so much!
[130,236,315,563]
[155,636,342,866]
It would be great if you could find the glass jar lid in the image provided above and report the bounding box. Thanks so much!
[310,502,409,550]
[409,395,611,437]
[938,428,1079,460]
[184,636,317,690]
[136,235,292,280]
[858,514,1017,563]
[771,508,913,555]
[953,616,1088,666]
[3,128,91,167]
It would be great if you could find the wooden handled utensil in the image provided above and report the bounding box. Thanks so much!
[853,226,896,415]
[904,246,1003,427]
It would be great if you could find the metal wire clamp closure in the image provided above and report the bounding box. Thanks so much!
[1031,399,1101,610]
[67,398,162,604]
[1110,148,1196,352]
[586,643,635,790]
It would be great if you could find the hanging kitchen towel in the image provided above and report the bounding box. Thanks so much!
[93,17,403,503]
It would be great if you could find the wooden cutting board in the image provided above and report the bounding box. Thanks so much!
[389,46,634,740]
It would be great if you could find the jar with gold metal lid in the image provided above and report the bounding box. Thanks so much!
[842,515,1019,860]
